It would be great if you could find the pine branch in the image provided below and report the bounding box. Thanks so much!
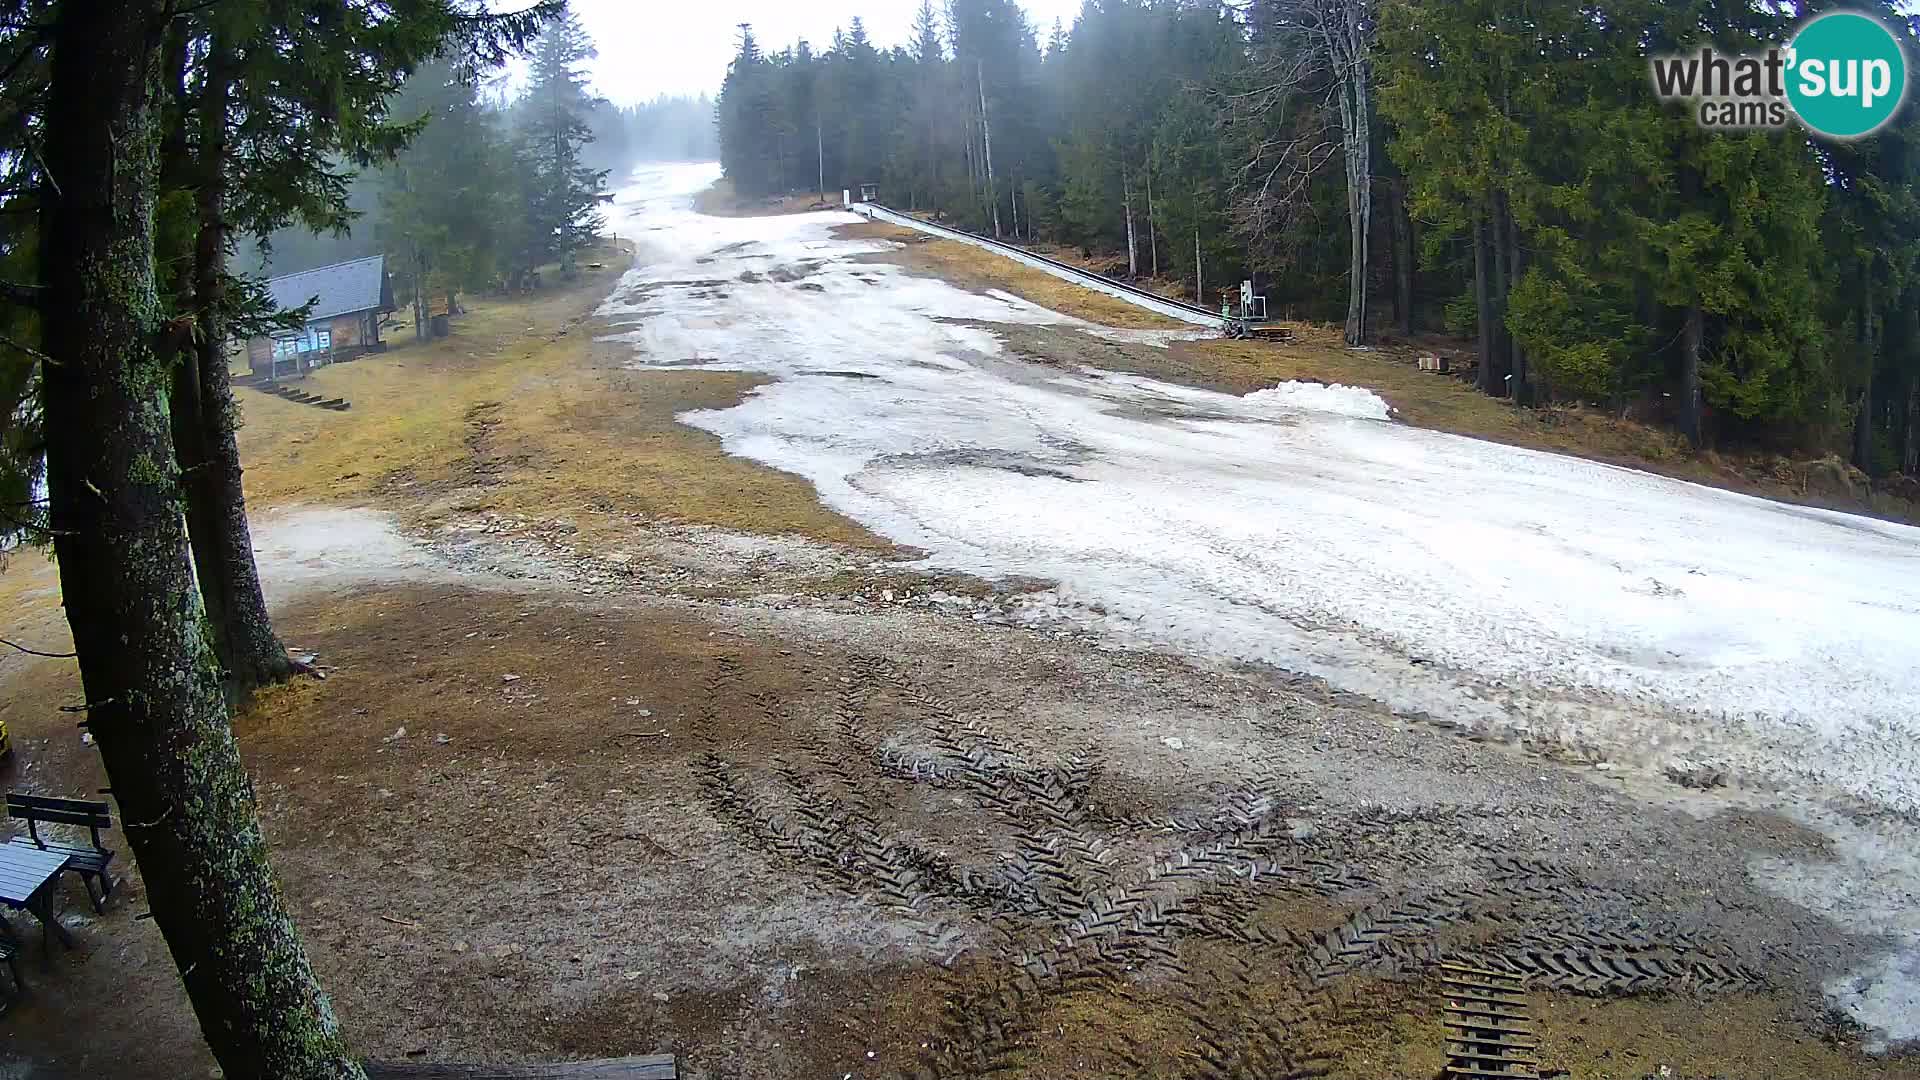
[0,279,41,308]
[0,637,76,659]
[162,0,225,18]
[0,329,49,365]
[0,506,69,541]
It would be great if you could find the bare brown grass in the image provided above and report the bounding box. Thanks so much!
[235,240,888,552]
[837,220,1188,331]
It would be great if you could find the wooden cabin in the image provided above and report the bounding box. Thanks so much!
[246,254,397,379]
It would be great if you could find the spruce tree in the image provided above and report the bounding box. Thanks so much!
[0,0,51,538]
[379,57,519,330]
[149,0,551,699]
[520,7,610,278]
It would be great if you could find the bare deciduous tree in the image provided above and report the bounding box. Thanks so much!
[1225,0,1374,345]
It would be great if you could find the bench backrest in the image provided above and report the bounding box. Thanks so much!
[6,793,112,851]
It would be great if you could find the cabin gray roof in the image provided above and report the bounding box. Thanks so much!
[264,254,389,323]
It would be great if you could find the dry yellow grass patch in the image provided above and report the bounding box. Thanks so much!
[236,242,888,551]
[230,676,324,739]
[0,547,79,736]
[1292,982,1914,1080]
[1525,991,1917,1080]
[837,220,1189,331]
[233,295,549,509]
[476,363,889,551]
[1018,240,1211,306]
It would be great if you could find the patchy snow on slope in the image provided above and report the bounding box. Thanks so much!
[253,507,439,602]
[1243,381,1393,421]
[608,164,1920,808]
[605,163,1920,1044]
[1076,326,1216,349]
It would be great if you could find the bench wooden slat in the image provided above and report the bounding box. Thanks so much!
[14,838,104,852]
[4,841,111,870]
[7,794,112,831]
[363,1056,677,1079]
[4,796,118,912]
[7,793,106,808]
[0,871,48,895]
[19,843,110,870]
[8,808,105,828]
[0,844,70,904]
[0,848,66,875]
[7,794,110,814]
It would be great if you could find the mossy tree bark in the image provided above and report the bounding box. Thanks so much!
[38,3,364,1077]
[180,26,303,699]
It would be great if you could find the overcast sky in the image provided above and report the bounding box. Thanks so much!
[565,0,1087,105]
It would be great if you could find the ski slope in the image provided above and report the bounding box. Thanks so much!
[603,162,1920,1044]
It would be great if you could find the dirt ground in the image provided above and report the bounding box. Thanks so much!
[0,219,1914,1080]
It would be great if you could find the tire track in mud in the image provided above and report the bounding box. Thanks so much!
[691,653,1769,1079]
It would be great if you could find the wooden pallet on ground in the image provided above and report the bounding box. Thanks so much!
[1439,962,1539,1080]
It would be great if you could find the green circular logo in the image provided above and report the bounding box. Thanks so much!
[1786,12,1908,139]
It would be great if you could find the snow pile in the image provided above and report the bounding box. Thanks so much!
[1753,806,1920,1051]
[1243,381,1392,421]
[1829,950,1920,1051]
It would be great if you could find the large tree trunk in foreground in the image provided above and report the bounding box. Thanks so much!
[39,4,364,1078]
[183,29,301,699]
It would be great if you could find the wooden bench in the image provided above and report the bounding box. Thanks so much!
[6,794,116,913]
